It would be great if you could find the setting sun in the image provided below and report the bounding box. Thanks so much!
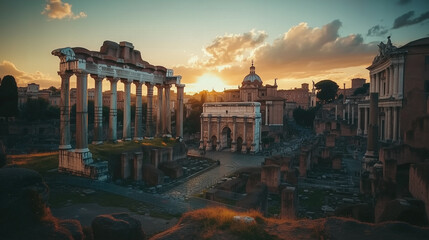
[186,74,231,93]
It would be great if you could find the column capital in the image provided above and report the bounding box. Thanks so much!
[164,84,172,89]
[120,78,133,84]
[58,71,73,79]
[73,70,88,77]
[145,82,154,87]
[106,76,120,83]
[156,84,164,90]
[133,80,144,87]
[175,83,185,88]
[90,74,105,81]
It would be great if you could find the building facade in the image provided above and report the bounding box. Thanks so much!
[200,102,261,153]
[223,62,284,128]
[356,36,428,143]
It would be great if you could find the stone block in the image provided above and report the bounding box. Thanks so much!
[261,165,280,193]
[150,149,159,168]
[332,154,342,170]
[383,158,397,182]
[142,164,164,186]
[326,134,336,147]
[281,187,297,219]
[133,152,143,181]
[299,152,308,177]
[237,183,268,212]
[121,153,132,179]
[159,161,183,179]
[246,172,261,193]
[217,178,246,192]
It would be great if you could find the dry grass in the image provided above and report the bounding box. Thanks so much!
[89,138,177,162]
[178,207,278,240]
[9,152,58,174]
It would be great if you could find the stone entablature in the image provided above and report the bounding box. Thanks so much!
[200,102,261,154]
[52,41,185,179]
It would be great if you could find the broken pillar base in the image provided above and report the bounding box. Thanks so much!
[58,149,108,180]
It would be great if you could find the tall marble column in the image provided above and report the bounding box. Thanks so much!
[91,75,104,144]
[398,62,404,98]
[265,103,268,125]
[386,107,392,140]
[156,85,163,137]
[175,84,184,138]
[393,107,398,141]
[393,64,398,97]
[242,117,247,153]
[145,83,154,138]
[389,67,394,96]
[59,72,73,150]
[366,93,379,157]
[216,116,221,151]
[122,79,132,140]
[134,81,143,140]
[108,77,119,142]
[357,107,361,135]
[199,116,204,149]
[335,105,338,120]
[206,115,212,151]
[347,103,351,124]
[164,84,171,136]
[231,116,237,152]
[364,107,369,135]
[352,106,355,125]
[75,71,89,150]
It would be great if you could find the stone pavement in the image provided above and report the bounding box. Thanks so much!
[165,149,264,200]
[49,149,264,215]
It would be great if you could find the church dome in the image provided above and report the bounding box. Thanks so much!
[243,61,262,83]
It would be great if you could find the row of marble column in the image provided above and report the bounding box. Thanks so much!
[334,104,355,125]
[370,62,403,98]
[357,106,399,141]
[59,71,184,151]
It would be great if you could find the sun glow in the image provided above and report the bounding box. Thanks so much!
[186,74,230,93]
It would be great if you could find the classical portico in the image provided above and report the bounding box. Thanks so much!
[52,41,184,179]
[357,37,404,143]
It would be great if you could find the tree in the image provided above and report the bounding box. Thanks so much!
[0,75,18,117]
[315,80,339,104]
[293,107,317,127]
[48,86,60,93]
[21,98,59,121]
[353,83,370,96]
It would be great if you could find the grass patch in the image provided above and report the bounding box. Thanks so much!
[49,188,178,220]
[9,152,58,174]
[89,137,177,162]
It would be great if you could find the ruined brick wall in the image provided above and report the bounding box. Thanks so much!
[409,163,429,222]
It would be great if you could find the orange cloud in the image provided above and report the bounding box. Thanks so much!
[0,61,56,88]
[42,0,87,20]
[175,20,376,90]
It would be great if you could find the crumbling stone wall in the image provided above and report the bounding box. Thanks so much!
[409,163,429,223]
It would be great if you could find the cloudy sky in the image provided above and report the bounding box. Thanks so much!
[0,0,428,93]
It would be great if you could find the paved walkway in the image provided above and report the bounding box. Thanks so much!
[165,149,264,200]
[49,149,265,214]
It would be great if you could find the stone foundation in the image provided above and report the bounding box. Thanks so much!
[58,149,108,180]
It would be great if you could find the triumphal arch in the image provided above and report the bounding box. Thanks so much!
[52,41,184,179]
[199,102,261,154]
